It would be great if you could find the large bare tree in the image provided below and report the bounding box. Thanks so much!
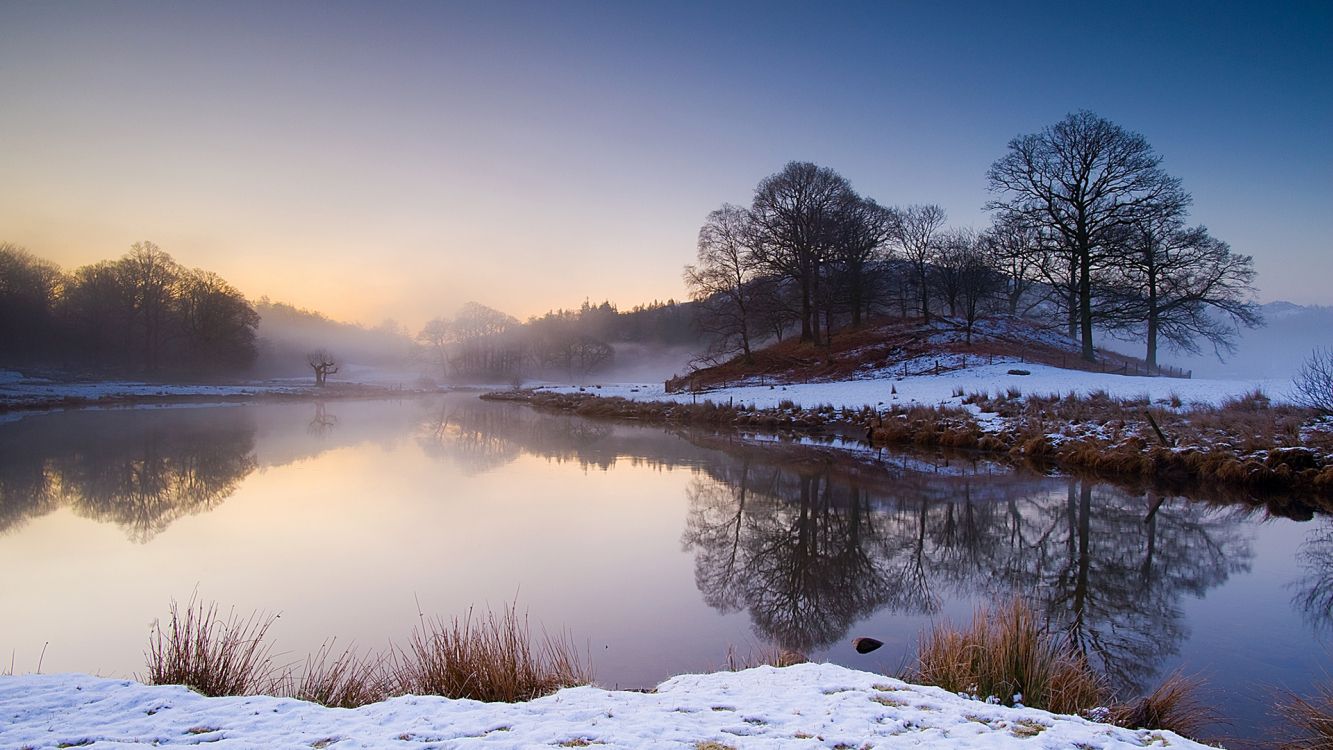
[748,161,854,345]
[987,111,1187,361]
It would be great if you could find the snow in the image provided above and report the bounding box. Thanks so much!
[543,363,1292,412]
[0,664,1207,749]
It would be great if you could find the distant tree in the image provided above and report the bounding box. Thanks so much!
[307,348,338,386]
[892,204,947,323]
[931,228,974,318]
[1295,348,1333,415]
[749,162,855,345]
[685,204,760,359]
[117,241,182,372]
[1112,217,1261,369]
[956,237,1005,343]
[987,111,1188,361]
[175,269,259,371]
[0,243,63,365]
[980,216,1045,317]
[830,195,897,327]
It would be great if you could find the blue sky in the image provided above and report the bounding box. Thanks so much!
[1,0,1329,323]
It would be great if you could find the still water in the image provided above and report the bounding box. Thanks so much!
[1,394,1329,740]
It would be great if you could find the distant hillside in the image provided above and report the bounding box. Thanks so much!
[670,316,1175,391]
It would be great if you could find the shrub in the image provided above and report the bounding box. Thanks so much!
[142,596,277,697]
[284,640,388,708]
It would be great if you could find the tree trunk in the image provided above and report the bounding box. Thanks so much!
[1078,245,1095,361]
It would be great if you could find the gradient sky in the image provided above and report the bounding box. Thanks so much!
[2,1,1330,327]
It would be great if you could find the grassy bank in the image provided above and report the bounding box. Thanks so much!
[486,387,1333,507]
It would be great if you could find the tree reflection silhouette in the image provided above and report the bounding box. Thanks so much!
[0,409,256,542]
[682,452,1252,694]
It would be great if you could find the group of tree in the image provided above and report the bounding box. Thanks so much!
[687,112,1260,368]
[0,241,259,374]
[414,298,697,382]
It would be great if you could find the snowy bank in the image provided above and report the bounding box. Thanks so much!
[542,363,1290,412]
[0,663,1206,749]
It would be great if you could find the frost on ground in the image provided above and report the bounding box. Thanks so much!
[543,362,1290,412]
[0,664,1205,749]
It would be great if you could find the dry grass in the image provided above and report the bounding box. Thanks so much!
[142,596,278,697]
[390,604,590,702]
[722,643,808,671]
[1106,671,1215,739]
[904,599,1106,715]
[1277,681,1333,749]
[283,640,388,708]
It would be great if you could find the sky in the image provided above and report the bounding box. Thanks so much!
[2,0,1330,329]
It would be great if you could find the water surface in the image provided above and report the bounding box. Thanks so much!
[1,394,1328,741]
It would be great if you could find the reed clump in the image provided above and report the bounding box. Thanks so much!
[1106,671,1215,739]
[390,604,590,703]
[142,596,278,697]
[1276,682,1333,749]
[282,640,389,708]
[904,599,1106,715]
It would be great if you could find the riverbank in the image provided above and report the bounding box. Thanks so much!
[0,663,1210,749]
[483,364,1333,505]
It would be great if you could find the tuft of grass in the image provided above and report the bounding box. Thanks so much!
[142,595,278,697]
[1107,671,1215,739]
[1277,681,1333,749]
[390,603,590,702]
[283,640,388,708]
[723,643,807,671]
[904,599,1106,715]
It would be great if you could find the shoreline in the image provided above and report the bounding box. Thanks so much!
[482,386,1333,513]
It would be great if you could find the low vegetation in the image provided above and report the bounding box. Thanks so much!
[904,599,1107,716]
[1277,681,1333,749]
[142,596,278,697]
[142,598,589,706]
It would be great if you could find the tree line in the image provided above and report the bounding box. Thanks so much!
[414,298,697,382]
[0,241,258,374]
[686,111,1260,369]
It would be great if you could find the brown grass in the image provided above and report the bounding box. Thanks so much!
[904,599,1107,715]
[722,643,808,671]
[390,603,591,702]
[1106,671,1215,739]
[283,640,388,708]
[1277,681,1333,749]
[142,595,278,697]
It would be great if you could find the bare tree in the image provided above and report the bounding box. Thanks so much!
[685,204,760,359]
[987,111,1188,361]
[307,348,338,386]
[956,235,1005,342]
[749,162,854,345]
[892,204,946,323]
[1112,217,1260,369]
[980,216,1045,317]
[1295,348,1333,415]
[830,195,897,327]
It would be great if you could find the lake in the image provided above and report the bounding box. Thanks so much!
[1,393,1328,742]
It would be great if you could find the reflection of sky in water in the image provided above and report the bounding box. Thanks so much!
[0,394,1328,739]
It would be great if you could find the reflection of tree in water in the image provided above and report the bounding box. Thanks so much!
[415,399,618,474]
[308,401,338,436]
[682,447,1252,693]
[1292,519,1333,631]
[0,409,257,542]
[1015,481,1251,693]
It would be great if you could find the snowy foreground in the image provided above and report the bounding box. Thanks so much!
[545,363,1291,412]
[1,664,1205,749]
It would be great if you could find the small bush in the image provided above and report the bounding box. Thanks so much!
[390,604,590,702]
[904,599,1106,715]
[142,596,277,697]
[1295,347,1333,415]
